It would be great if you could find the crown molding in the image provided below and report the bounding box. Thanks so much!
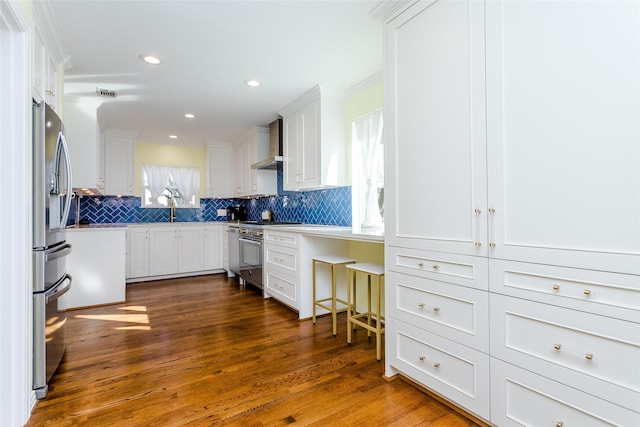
[370,0,418,22]
[33,1,72,70]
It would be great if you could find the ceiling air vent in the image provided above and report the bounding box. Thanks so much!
[96,87,118,98]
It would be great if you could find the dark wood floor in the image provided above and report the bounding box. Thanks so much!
[27,274,481,426]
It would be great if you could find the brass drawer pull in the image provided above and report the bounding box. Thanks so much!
[432,264,439,270]
[554,344,594,360]
[417,262,424,268]
[556,422,564,427]
[433,307,440,312]
[584,289,591,295]
[418,303,425,308]
[433,362,440,368]
[552,285,560,291]
[419,356,425,361]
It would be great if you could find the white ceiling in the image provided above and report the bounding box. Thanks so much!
[49,0,383,145]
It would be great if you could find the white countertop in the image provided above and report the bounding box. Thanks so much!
[263,224,384,243]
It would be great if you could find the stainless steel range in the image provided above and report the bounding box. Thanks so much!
[236,221,301,291]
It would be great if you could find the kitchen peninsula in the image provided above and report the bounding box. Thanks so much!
[262,224,383,319]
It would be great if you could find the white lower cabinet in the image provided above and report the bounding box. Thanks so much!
[128,223,224,281]
[387,270,489,353]
[490,293,640,413]
[60,228,126,309]
[128,226,149,278]
[203,224,222,271]
[263,230,301,311]
[388,320,490,419]
[149,226,179,276]
[263,229,350,318]
[491,358,640,427]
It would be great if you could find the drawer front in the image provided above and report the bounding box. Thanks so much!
[388,320,490,420]
[264,230,299,249]
[491,294,640,411]
[490,259,640,322]
[491,358,640,427]
[265,245,298,275]
[265,270,298,310]
[386,246,488,290]
[388,271,489,352]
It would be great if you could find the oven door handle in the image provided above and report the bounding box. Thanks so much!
[45,274,72,304]
[239,237,262,246]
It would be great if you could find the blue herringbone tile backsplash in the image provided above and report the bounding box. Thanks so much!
[71,168,352,226]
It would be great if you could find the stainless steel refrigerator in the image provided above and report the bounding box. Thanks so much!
[32,101,73,399]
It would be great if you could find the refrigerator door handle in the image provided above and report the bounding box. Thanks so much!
[58,133,73,227]
[45,274,72,304]
[45,243,72,262]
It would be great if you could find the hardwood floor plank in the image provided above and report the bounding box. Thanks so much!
[26,275,483,426]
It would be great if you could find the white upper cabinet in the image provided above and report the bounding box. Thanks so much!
[103,133,134,196]
[280,85,346,191]
[384,0,487,256]
[233,127,276,197]
[32,2,67,111]
[485,0,640,275]
[207,144,233,198]
[63,95,102,191]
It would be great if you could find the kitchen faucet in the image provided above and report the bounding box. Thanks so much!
[170,199,177,223]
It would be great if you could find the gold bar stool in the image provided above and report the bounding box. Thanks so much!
[346,263,385,360]
[312,255,356,336]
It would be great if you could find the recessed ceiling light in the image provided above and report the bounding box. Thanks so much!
[244,79,261,87]
[139,54,161,65]
[169,135,178,139]
[184,113,195,118]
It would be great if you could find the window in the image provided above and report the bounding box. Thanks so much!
[352,109,384,230]
[142,164,200,208]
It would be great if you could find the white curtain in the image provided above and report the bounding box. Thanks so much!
[142,164,199,208]
[353,109,384,229]
[143,164,172,207]
[172,166,200,207]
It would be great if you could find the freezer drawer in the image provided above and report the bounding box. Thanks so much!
[33,274,71,399]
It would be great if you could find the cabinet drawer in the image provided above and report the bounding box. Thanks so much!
[386,246,488,290]
[264,245,298,275]
[265,270,298,310]
[491,358,640,427]
[490,259,640,323]
[388,320,490,420]
[388,271,489,352]
[491,294,640,412]
[263,230,299,249]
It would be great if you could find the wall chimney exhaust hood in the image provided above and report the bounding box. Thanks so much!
[252,118,283,170]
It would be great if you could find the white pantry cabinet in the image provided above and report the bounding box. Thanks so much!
[377,0,640,423]
[280,85,346,191]
[232,127,276,197]
[207,144,233,198]
[382,0,487,258]
[103,133,134,196]
[484,0,640,275]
